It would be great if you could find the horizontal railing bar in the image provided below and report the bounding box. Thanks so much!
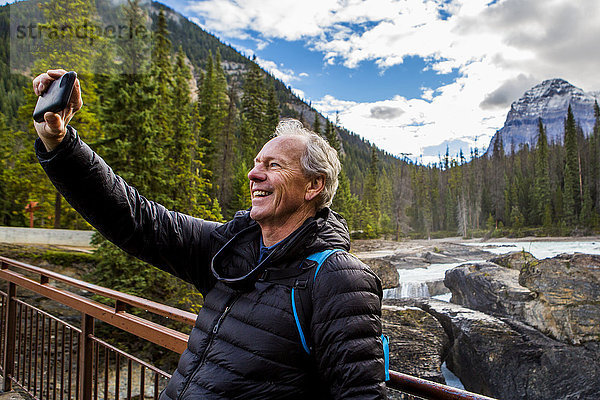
[389,371,497,400]
[90,335,171,378]
[0,268,189,354]
[14,297,81,333]
[0,256,196,326]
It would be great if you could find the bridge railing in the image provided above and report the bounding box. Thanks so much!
[0,255,495,400]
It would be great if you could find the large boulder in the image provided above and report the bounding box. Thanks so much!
[445,253,600,345]
[519,253,600,344]
[489,250,536,270]
[417,299,600,400]
[382,303,449,384]
[444,261,536,318]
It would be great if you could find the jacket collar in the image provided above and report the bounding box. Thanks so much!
[210,208,350,290]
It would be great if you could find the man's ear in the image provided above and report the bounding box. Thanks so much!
[305,175,325,202]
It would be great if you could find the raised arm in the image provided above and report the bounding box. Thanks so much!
[33,70,221,293]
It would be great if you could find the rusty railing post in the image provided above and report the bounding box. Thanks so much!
[79,313,94,400]
[3,282,16,391]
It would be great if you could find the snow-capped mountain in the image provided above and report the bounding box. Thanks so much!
[486,79,599,155]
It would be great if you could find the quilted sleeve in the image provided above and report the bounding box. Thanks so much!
[35,126,221,293]
[310,251,386,399]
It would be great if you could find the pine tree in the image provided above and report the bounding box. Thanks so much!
[413,167,433,238]
[313,110,321,134]
[325,119,341,153]
[198,50,230,197]
[241,60,268,157]
[217,85,240,216]
[150,7,175,194]
[490,133,506,224]
[534,118,551,225]
[378,168,395,235]
[151,8,174,134]
[97,8,163,203]
[591,101,600,215]
[563,105,579,226]
[170,48,216,217]
[265,83,279,134]
[363,147,381,233]
[580,185,593,228]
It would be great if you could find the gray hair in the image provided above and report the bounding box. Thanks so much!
[274,118,341,210]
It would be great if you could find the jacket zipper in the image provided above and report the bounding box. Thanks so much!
[177,293,241,399]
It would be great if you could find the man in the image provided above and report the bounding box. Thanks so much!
[33,69,386,399]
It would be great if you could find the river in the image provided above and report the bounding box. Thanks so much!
[383,239,600,301]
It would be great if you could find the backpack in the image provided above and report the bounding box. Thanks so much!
[281,249,390,381]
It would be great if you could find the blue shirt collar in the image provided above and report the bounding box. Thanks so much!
[258,237,281,264]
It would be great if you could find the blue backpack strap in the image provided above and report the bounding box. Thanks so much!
[292,249,343,355]
[292,249,391,382]
[382,334,390,381]
[306,248,343,280]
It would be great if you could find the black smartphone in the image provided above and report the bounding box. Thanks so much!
[33,71,77,123]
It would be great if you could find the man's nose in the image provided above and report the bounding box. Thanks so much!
[248,164,266,182]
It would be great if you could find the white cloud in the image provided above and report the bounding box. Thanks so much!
[421,87,435,101]
[291,87,306,100]
[254,57,307,85]
[255,39,270,51]
[185,0,600,157]
[314,74,504,160]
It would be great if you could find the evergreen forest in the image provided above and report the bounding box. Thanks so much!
[1,0,600,310]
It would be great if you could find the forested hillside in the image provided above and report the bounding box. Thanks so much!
[1,0,599,247]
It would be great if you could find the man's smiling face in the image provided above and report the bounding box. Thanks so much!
[248,135,313,230]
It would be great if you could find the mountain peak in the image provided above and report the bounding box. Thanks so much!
[487,79,599,155]
[519,78,583,103]
[534,78,579,94]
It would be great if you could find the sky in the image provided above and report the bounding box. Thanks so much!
[5,0,600,163]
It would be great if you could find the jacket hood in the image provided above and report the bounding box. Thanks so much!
[210,207,350,288]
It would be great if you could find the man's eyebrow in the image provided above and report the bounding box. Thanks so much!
[255,156,287,165]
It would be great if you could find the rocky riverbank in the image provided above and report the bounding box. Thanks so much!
[351,238,491,290]
[378,246,600,400]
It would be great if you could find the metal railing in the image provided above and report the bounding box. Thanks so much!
[0,255,196,399]
[0,255,496,400]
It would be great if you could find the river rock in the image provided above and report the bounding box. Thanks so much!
[361,257,399,289]
[382,303,449,384]
[425,280,449,297]
[445,253,600,345]
[416,299,600,400]
[519,253,600,344]
[423,251,463,264]
[444,261,537,317]
[488,250,536,270]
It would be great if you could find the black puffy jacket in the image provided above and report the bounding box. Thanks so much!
[36,127,386,399]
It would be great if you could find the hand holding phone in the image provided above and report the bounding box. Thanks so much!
[32,69,83,151]
[33,71,77,123]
